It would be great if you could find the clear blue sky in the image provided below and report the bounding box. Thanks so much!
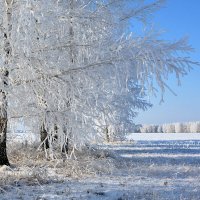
[135,0,200,125]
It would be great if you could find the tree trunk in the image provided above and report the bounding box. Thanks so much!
[0,0,13,166]
[40,123,49,149]
[0,118,9,166]
[105,126,110,143]
[0,74,10,166]
[40,123,69,153]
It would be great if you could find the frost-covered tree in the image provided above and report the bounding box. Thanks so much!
[162,122,200,133]
[168,124,175,133]
[157,125,163,133]
[141,122,200,133]
[187,121,200,133]
[0,0,199,164]
[0,0,12,166]
[140,124,160,133]
[140,124,151,133]
[94,81,151,142]
[161,123,175,133]
[162,124,167,133]
[174,123,186,133]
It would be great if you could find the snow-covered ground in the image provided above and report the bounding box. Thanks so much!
[1,134,200,199]
[127,132,200,141]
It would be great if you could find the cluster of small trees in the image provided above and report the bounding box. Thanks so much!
[139,121,200,133]
[0,0,198,165]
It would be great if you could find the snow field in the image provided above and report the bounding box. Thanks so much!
[1,137,200,199]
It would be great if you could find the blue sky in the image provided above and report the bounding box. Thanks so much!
[135,0,200,125]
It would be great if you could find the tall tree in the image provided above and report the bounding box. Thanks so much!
[0,0,198,161]
[12,0,198,153]
[0,0,13,166]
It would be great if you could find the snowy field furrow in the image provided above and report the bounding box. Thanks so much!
[1,137,200,199]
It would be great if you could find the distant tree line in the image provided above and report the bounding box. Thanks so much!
[137,121,200,133]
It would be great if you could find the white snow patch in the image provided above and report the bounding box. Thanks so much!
[1,140,200,199]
